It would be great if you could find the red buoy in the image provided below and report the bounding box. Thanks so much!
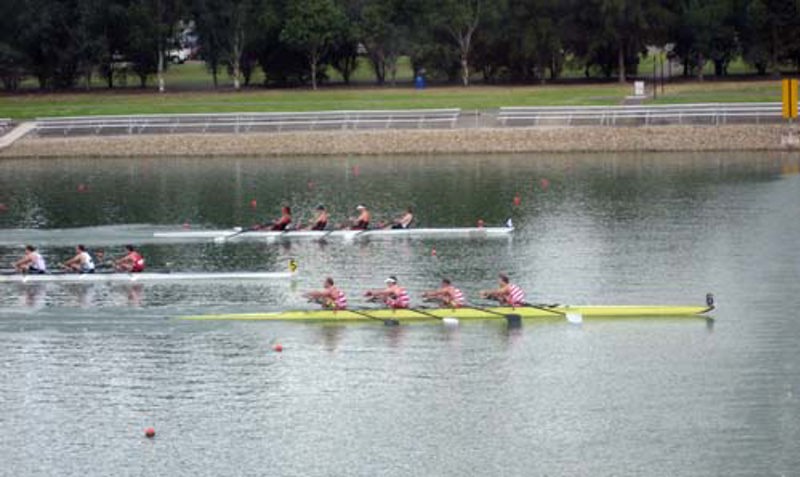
[144,427,155,438]
[513,193,521,206]
[431,247,437,257]
[273,343,283,352]
[250,199,257,209]
[540,178,550,190]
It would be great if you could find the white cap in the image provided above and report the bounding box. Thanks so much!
[385,275,397,284]
[356,204,366,210]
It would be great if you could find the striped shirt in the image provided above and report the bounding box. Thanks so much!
[507,284,526,306]
[333,289,348,310]
[448,286,465,307]
[385,286,410,309]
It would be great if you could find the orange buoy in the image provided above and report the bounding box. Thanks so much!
[144,427,155,438]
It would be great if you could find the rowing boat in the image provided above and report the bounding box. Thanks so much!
[0,270,294,284]
[181,303,715,322]
[153,226,514,242]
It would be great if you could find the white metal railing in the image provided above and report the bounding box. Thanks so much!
[0,118,11,135]
[34,109,461,136]
[497,103,791,127]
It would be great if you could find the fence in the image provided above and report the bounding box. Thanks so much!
[34,109,461,136]
[0,118,11,135]
[496,103,790,127]
[25,104,798,137]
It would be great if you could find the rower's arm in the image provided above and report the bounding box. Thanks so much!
[364,288,390,298]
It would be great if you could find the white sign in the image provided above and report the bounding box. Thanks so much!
[634,81,645,97]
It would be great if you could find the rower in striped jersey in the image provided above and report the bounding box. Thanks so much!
[422,278,465,308]
[481,273,526,307]
[304,277,348,310]
[364,275,410,309]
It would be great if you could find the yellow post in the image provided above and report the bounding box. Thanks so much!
[783,79,799,119]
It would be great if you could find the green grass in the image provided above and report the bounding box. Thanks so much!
[0,83,630,120]
[650,81,781,104]
[0,58,785,120]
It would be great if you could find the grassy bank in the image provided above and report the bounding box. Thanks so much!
[0,84,630,120]
[0,60,784,120]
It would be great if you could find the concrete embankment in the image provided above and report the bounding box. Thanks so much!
[1,124,797,157]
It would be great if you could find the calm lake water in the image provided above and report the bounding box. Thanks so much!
[1,152,799,476]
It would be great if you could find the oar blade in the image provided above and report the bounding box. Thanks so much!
[505,313,522,327]
[566,312,583,324]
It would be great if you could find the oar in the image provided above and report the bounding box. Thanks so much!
[347,308,400,326]
[464,303,522,326]
[412,307,459,326]
[213,226,251,243]
[523,302,582,324]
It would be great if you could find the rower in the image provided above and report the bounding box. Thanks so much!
[62,245,95,274]
[14,245,47,274]
[422,278,464,308]
[116,245,146,273]
[480,273,526,307]
[93,249,115,270]
[388,206,414,229]
[350,204,370,230]
[310,204,329,231]
[266,206,292,231]
[364,275,410,309]
[304,277,348,310]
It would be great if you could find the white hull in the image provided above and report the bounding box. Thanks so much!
[0,271,294,284]
[153,227,514,242]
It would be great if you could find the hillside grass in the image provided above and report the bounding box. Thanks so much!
[0,59,784,120]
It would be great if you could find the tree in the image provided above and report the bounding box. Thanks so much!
[358,0,410,85]
[18,0,83,89]
[0,0,25,90]
[142,0,183,92]
[194,0,259,89]
[280,0,346,89]
[573,0,669,83]
[430,0,483,86]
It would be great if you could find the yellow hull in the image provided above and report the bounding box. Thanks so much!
[181,304,714,322]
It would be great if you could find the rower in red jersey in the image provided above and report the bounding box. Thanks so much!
[268,206,292,231]
[116,245,145,273]
[364,275,410,309]
[350,204,370,230]
[480,273,526,307]
[304,277,348,310]
[422,278,465,308]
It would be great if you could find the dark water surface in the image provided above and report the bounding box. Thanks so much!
[1,153,799,476]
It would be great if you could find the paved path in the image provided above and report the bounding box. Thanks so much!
[0,122,36,149]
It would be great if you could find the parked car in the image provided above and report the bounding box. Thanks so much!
[167,48,192,64]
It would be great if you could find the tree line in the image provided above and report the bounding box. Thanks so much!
[1,0,799,91]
